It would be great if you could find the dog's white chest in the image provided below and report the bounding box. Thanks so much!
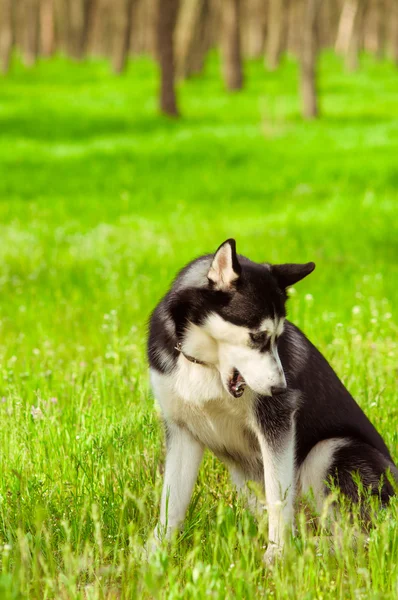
[150,365,260,468]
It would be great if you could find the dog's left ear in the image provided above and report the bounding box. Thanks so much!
[271,262,315,289]
[208,238,241,290]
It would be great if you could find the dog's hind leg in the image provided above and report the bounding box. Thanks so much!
[297,438,350,514]
[298,437,397,514]
[154,421,204,544]
[325,439,397,506]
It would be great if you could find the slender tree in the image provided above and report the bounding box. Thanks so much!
[346,0,368,71]
[40,0,55,56]
[335,0,360,55]
[176,0,210,79]
[300,0,321,119]
[0,0,13,73]
[81,0,97,56]
[375,0,386,59]
[22,0,40,67]
[53,0,69,53]
[156,0,180,116]
[221,0,243,90]
[243,0,267,58]
[392,0,398,64]
[112,0,134,74]
[265,0,289,70]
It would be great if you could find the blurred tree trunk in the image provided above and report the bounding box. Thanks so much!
[112,0,134,73]
[374,0,386,59]
[0,0,13,73]
[221,0,243,90]
[67,0,98,59]
[242,0,267,58]
[265,0,289,70]
[392,0,398,64]
[300,0,321,119]
[346,0,368,71]
[156,0,180,116]
[287,0,304,55]
[54,0,69,53]
[335,0,360,54]
[176,0,210,79]
[81,0,97,56]
[68,0,86,59]
[40,0,55,56]
[22,0,40,66]
[130,0,156,56]
[317,0,336,49]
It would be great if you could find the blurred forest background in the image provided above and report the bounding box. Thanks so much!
[1,1,398,598]
[1,0,398,118]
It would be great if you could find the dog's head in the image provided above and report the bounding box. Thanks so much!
[170,239,315,399]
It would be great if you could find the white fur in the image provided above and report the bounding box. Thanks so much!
[208,242,239,290]
[151,369,259,461]
[182,322,219,366]
[203,313,286,396]
[155,422,204,540]
[254,422,296,561]
[260,317,285,338]
[298,438,349,512]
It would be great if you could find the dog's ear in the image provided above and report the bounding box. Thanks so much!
[208,238,241,290]
[271,262,315,289]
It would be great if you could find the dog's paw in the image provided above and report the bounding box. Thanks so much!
[144,524,177,559]
[263,543,283,566]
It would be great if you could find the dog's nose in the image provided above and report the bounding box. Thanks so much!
[271,385,287,396]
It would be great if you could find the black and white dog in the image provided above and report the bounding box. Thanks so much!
[148,239,396,562]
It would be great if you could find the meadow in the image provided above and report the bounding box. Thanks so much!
[0,52,397,598]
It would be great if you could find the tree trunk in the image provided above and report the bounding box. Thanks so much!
[53,0,69,53]
[112,0,134,74]
[22,0,40,66]
[243,0,267,58]
[265,0,288,70]
[375,0,386,59]
[392,0,398,64]
[346,0,368,71]
[335,0,360,54]
[0,0,13,73]
[156,0,180,116]
[40,0,55,56]
[300,0,321,119]
[68,0,85,59]
[221,0,243,90]
[176,0,210,79]
[81,0,98,56]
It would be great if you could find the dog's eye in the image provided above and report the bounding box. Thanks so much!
[249,331,268,344]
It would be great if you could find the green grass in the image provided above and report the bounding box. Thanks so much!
[0,51,398,598]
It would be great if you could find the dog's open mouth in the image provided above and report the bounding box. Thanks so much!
[228,368,246,398]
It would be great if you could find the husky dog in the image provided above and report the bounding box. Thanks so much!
[148,239,396,562]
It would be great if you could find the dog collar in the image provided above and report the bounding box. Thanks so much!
[174,342,209,367]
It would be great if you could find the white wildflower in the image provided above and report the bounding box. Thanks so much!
[31,406,44,420]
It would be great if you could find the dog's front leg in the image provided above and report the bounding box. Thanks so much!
[256,425,295,564]
[154,421,204,544]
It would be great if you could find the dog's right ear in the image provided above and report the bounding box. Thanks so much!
[207,239,241,291]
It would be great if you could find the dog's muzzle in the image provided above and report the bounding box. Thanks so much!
[228,368,246,398]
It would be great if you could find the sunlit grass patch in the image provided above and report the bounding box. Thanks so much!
[0,53,397,598]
